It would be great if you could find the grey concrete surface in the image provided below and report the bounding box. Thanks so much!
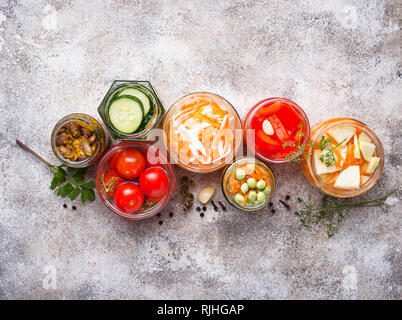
[0,0,401,299]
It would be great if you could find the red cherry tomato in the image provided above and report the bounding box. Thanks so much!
[139,167,169,198]
[103,169,124,197]
[146,195,163,203]
[114,182,144,213]
[116,149,145,180]
[143,147,163,169]
[108,149,123,171]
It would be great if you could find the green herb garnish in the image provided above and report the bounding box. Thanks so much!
[16,140,95,203]
[319,151,336,167]
[295,190,395,238]
[318,137,346,167]
[318,136,332,150]
[284,124,315,163]
[50,165,95,203]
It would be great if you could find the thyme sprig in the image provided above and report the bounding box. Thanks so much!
[295,190,395,238]
[319,137,346,167]
[282,123,315,163]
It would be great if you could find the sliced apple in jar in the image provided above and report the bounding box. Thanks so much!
[353,134,360,159]
[313,149,340,175]
[328,125,356,145]
[334,165,360,189]
[358,132,371,144]
[359,141,376,161]
[366,156,380,174]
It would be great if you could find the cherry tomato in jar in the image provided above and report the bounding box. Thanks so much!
[116,149,145,180]
[146,195,164,203]
[108,149,123,171]
[143,147,163,169]
[139,167,169,198]
[114,182,144,213]
[103,169,124,197]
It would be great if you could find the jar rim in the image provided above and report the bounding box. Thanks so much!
[304,117,385,198]
[51,113,105,168]
[163,91,243,173]
[102,83,160,139]
[95,141,175,220]
[221,157,276,211]
[244,97,311,163]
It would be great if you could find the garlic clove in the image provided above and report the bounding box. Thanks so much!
[198,186,216,204]
[262,119,274,136]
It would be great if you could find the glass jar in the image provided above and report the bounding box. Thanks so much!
[243,97,310,163]
[162,92,242,173]
[98,80,165,140]
[51,113,106,168]
[302,118,384,197]
[221,157,276,211]
[95,142,175,220]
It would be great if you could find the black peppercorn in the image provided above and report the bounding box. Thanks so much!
[285,195,290,200]
[269,202,273,206]
[202,206,207,211]
[169,212,173,218]
[271,209,276,214]
[196,207,201,212]
[72,206,76,210]
[63,204,67,208]
[159,221,163,225]
[156,213,161,217]
[200,212,204,217]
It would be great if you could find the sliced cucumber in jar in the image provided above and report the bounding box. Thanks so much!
[118,88,151,116]
[108,95,144,134]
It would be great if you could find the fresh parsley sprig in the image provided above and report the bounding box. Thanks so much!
[16,140,96,204]
[295,190,395,238]
[318,136,332,150]
[318,137,346,167]
[50,165,95,203]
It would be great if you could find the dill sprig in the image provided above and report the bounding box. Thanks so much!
[318,136,332,150]
[295,190,395,238]
[319,137,346,167]
[283,123,315,163]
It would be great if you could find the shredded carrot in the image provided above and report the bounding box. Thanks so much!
[170,94,236,167]
[242,193,248,205]
[211,101,228,117]
[333,148,342,168]
[345,143,356,166]
[197,100,210,108]
[197,114,220,127]
[180,101,198,111]
[324,172,340,185]
[228,163,271,201]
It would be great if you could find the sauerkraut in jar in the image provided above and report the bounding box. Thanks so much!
[163,92,242,173]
